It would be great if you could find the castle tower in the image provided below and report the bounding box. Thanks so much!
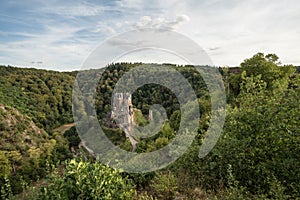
[111,92,134,127]
[111,92,137,151]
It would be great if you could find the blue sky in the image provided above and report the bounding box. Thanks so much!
[0,0,299,71]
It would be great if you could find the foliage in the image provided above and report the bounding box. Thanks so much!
[240,52,295,91]
[0,152,11,178]
[226,80,297,196]
[0,54,299,199]
[0,177,13,200]
[92,63,208,122]
[161,53,299,199]
[150,171,178,200]
[0,66,75,131]
[63,126,81,148]
[197,55,299,198]
[31,159,134,200]
[0,104,70,195]
[134,109,149,126]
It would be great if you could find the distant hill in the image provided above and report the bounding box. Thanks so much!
[0,65,76,131]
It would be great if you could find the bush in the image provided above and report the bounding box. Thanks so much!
[150,171,178,200]
[31,159,134,200]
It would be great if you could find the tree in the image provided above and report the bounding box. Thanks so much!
[240,53,295,91]
[150,171,178,200]
[209,72,300,197]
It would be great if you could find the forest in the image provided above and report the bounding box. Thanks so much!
[0,53,299,199]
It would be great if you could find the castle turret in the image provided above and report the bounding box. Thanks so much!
[111,93,137,151]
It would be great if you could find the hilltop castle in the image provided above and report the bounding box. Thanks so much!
[111,93,137,151]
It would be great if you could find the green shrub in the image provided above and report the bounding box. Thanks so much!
[32,159,134,200]
[150,171,178,200]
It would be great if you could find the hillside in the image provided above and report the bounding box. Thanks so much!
[0,103,49,154]
[0,103,71,194]
[0,66,76,131]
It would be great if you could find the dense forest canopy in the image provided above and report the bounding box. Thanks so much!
[0,66,76,131]
[0,53,299,199]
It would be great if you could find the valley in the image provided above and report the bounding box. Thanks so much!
[0,54,299,199]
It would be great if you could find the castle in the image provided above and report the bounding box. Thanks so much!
[111,93,137,151]
[111,93,134,126]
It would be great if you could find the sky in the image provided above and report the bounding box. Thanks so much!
[0,0,299,71]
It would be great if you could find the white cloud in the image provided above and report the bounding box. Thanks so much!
[176,14,190,23]
[172,0,300,66]
[134,14,190,31]
[33,2,108,17]
[0,23,93,70]
[116,0,149,10]
[115,48,189,65]
[136,16,152,28]
[94,24,116,35]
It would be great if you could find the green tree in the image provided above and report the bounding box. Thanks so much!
[33,159,134,200]
[240,53,295,91]
[209,73,299,197]
[150,171,178,200]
